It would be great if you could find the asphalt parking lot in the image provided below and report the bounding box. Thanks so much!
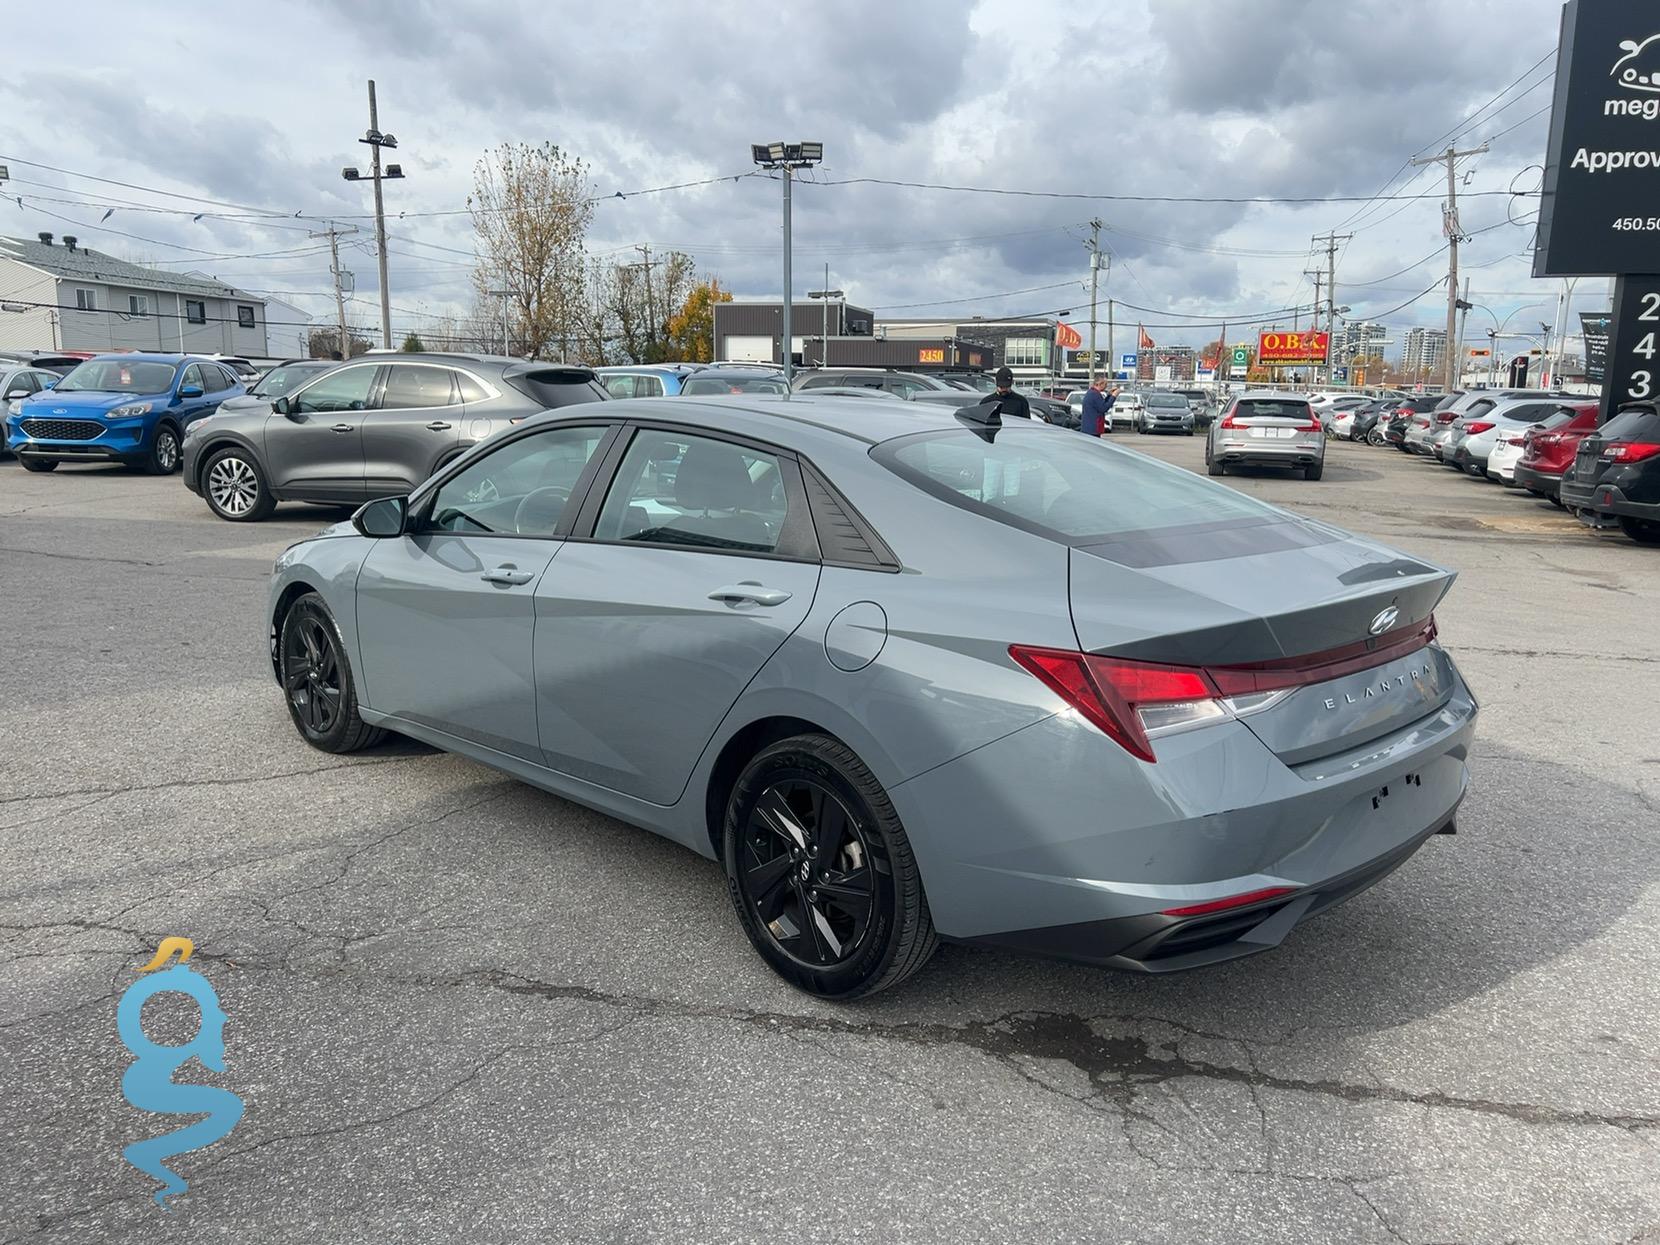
[2,435,1657,1244]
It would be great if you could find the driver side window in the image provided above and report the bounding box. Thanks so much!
[423,425,608,537]
[293,366,376,414]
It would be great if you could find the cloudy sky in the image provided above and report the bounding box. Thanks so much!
[0,0,1602,356]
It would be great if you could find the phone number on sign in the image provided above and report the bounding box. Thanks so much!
[1612,217,1660,231]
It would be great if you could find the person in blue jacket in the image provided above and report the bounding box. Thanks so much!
[1081,378,1118,437]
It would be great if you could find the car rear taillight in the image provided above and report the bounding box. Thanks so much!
[1010,614,1438,762]
[1463,421,1494,435]
[1504,436,1527,447]
[1008,646,1224,763]
[1219,412,1241,429]
[1298,405,1321,432]
[1601,440,1660,462]
[1395,406,1413,416]
[1414,416,1430,427]
[1161,887,1298,918]
[1436,411,1456,423]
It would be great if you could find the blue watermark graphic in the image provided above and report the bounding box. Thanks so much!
[116,937,244,1209]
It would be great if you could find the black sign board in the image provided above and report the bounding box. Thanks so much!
[1579,310,1611,381]
[1535,2,1660,276]
[1597,274,1660,420]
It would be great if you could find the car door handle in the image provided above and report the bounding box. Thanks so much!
[331,423,354,433]
[426,420,453,431]
[707,583,792,607]
[481,565,536,586]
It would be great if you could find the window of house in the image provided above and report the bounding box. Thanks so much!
[75,288,96,311]
[186,300,207,324]
[237,305,255,329]
[128,295,149,317]
[1003,338,1047,368]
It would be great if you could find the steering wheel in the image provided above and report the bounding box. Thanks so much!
[513,486,571,535]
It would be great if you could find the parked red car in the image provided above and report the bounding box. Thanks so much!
[1511,401,1601,502]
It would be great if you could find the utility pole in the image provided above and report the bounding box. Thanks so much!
[1455,275,1472,386]
[1411,143,1488,391]
[1085,218,1104,384]
[1303,270,1323,338]
[1215,318,1227,403]
[807,267,845,368]
[1107,298,1115,379]
[628,244,666,361]
[1310,232,1351,384]
[488,286,511,355]
[310,224,358,360]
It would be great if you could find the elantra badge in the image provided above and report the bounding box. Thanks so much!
[1369,606,1400,636]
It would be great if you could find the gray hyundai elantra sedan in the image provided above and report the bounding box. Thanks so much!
[269,395,1476,998]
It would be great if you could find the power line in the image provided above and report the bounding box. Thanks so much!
[802,176,1522,205]
[870,280,1081,310]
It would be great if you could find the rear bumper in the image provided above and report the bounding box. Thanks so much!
[1211,442,1322,467]
[1557,476,1598,510]
[1512,463,1563,496]
[1567,481,1660,521]
[891,657,1477,970]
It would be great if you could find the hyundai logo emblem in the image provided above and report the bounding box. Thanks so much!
[1369,606,1400,636]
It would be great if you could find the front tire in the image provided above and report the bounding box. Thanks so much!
[279,593,385,753]
[144,424,181,476]
[203,446,276,522]
[723,734,936,1000]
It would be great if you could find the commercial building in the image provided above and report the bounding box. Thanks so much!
[1135,345,1197,383]
[0,233,270,356]
[1402,327,1447,381]
[1333,320,1388,368]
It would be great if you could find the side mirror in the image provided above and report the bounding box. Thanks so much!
[272,396,296,417]
[352,495,408,539]
[178,384,204,400]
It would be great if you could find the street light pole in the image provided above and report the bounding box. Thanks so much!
[341,81,406,351]
[751,142,823,398]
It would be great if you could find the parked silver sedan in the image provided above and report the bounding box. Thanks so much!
[1205,391,1327,480]
[269,396,1474,997]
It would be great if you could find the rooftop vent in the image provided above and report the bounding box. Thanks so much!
[37,232,52,246]
[62,235,77,253]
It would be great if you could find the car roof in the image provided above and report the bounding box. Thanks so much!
[83,352,195,364]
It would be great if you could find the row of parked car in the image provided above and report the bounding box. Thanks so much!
[1346,386,1659,547]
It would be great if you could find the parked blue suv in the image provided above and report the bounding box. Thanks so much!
[5,353,245,475]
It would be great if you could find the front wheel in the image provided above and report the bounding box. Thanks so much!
[279,593,385,753]
[723,735,936,1000]
[144,425,181,476]
[203,447,276,522]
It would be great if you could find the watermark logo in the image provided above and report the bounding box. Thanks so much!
[116,937,244,1209]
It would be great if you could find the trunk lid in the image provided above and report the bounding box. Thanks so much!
[1069,523,1455,763]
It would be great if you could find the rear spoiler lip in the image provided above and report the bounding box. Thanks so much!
[500,361,599,382]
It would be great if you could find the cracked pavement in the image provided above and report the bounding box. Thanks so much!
[2,442,1658,1243]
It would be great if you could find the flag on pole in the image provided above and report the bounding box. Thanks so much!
[1055,322,1082,350]
[1138,325,1156,350]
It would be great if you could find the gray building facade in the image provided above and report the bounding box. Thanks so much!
[0,233,270,357]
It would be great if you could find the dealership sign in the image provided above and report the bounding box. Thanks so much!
[1256,330,1330,365]
[1536,3,1660,275]
[1580,309,1612,381]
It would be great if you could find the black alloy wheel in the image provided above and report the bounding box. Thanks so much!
[724,735,936,999]
[279,593,385,752]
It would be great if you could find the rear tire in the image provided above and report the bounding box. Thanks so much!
[278,592,386,753]
[1620,516,1660,544]
[18,456,57,472]
[1207,453,1225,477]
[723,734,937,1000]
[1304,460,1324,481]
[1466,460,1486,478]
[1367,428,1386,446]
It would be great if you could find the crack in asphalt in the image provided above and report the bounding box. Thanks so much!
[0,753,422,810]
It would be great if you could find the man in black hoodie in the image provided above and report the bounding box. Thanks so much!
[988,366,1033,419]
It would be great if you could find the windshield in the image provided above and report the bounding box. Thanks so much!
[1146,394,1187,409]
[877,426,1280,542]
[56,359,177,394]
[252,362,332,398]
[682,374,788,395]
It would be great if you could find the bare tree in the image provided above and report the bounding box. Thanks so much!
[469,142,594,360]
[604,249,695,363]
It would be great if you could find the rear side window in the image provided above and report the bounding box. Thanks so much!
[595,431,789,553]
[504,368,608,407]
[1464,399,1496,418]
[602,374,639,399]
[682,374,789,395]
[878,427,1279,541]
[1601,406,1660,439]
[381,365,457,409]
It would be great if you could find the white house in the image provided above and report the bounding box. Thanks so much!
[0,232,269,356]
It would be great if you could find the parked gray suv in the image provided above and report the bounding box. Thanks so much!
[182,354,608,521]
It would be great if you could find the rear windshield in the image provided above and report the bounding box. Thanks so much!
[56,360,177,394]
[504,369,609,407]
[682,374,788,395]
[1235,399,1310,418]
[876,426,1281,542]
[1601,406,1660,439]
[1536,409,1576,430]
